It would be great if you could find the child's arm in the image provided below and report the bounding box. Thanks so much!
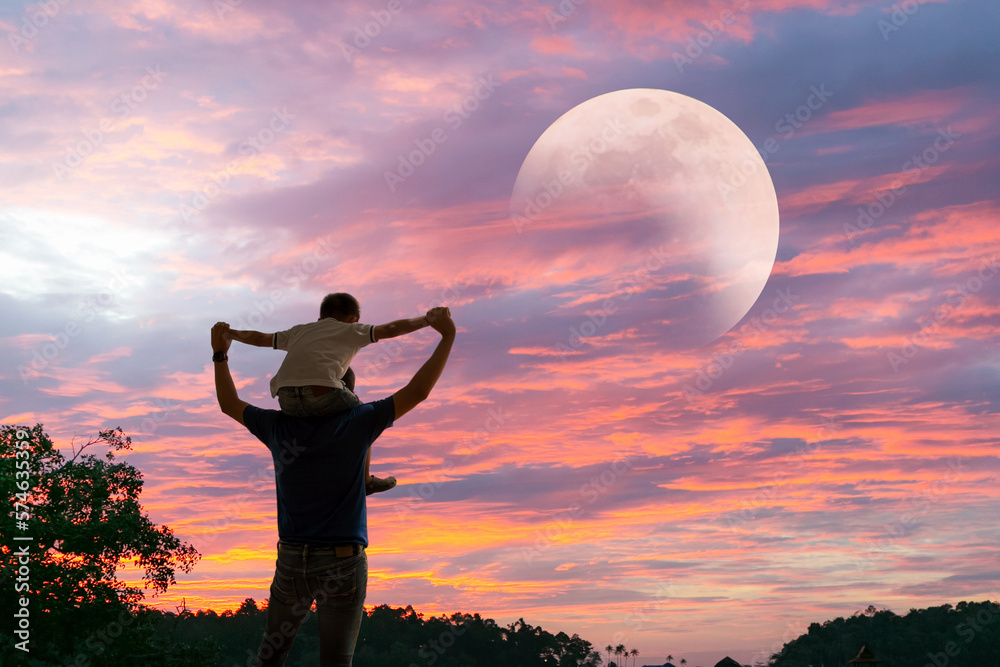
[229,329,274,348]
[372,315,429,342]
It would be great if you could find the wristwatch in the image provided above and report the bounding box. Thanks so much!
[212,350,228,362]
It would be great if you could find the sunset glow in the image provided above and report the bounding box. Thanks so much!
[2,0,999,664]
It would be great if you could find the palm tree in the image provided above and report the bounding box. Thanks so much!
[630,648,639,666]
[616,644,626,666]
[606,644,614,666]
[666,655,674,666]
[680,660,687,667]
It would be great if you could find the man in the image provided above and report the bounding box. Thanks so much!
[228,291,434,495]
[211,306,455,667]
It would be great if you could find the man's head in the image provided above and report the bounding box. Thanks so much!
[319,292,361,323]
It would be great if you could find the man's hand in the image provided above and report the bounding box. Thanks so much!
[425,307,455,337]
[212,322,248,425]
[212,322,233,354]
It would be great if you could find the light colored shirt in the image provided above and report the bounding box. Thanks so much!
[269,319,376,397]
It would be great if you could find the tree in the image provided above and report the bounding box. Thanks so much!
[1,424,203,665]
[681,659,687,666]
[616,644,626,665]
[607,643,614,666]
[630,648,639,666]
[768,601,1000,666]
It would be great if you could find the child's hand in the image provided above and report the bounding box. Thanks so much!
[426,307,454,337]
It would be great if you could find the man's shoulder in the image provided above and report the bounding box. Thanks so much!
[342,397,395,432]
[353,396,394,414]
[242,404,281,444]
[243,404,279,419]
[247,399,392,428]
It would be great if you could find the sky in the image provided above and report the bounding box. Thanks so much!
[2,0,999,664]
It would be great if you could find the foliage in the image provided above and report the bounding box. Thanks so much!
[0,424,205,665]
[769,601,1000,667]
[154,601,603,666]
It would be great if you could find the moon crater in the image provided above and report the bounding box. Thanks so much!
[510,88,780,349]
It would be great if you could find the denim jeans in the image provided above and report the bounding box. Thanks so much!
[277,385,362,418]
[254,541,367,667]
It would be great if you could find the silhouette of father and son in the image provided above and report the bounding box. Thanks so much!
[212,293,455,666]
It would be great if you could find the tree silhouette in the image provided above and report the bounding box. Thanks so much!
[630,647,639,666]
[607,643,615,666]
[0,424,205,665]
[768,601,1000,666]
[616,643,626,665]
[681,658,687,666]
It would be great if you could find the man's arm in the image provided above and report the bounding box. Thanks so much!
[392,308,455,421]
[229,329,274,348]
[373,316,429,342]
[212,322,250,425]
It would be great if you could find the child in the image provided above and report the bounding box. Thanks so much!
[230,292,431,495]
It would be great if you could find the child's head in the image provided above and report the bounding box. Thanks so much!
[319,292,361,323]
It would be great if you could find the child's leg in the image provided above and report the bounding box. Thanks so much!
[277,387,309,417]
[364,448,396,496]
[289,387,396,495]
[294,386,362,417]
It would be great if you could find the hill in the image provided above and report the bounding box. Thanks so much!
[769,601,1000,667]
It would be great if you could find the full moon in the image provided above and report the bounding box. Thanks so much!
[510,88,779,349]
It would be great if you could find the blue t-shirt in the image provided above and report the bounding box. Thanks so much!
[242,397,394,546]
